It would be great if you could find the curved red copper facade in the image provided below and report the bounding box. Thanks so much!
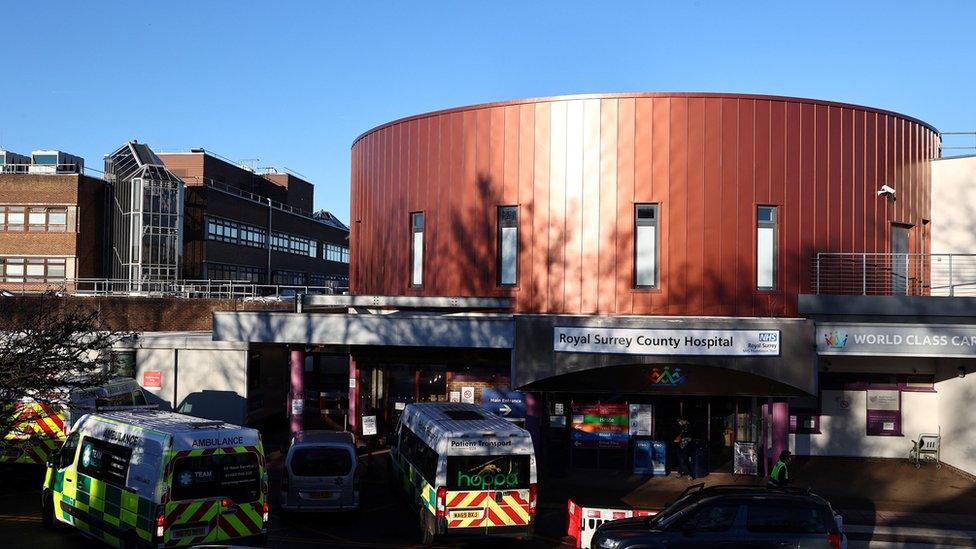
[350,93,939,316]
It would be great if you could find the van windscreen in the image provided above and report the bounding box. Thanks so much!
[447,455,530,490]
[95,390,148,409]
[290,447,353,477]
[172,452,260,503]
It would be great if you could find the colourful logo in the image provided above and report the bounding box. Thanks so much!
[824,331,848,348]
[649,366,685,387]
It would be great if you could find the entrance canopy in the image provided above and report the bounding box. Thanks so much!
[514,315,817,396]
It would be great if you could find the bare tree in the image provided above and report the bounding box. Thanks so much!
[0,294,131,462]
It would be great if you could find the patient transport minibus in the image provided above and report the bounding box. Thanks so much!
[391,402,537,544]
[42,409,269,548]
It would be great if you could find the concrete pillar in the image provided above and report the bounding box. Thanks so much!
[348,356,359,435]
[771,400,789,470]
[288,347,305,436]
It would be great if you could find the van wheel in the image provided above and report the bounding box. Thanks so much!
[41,492,55,529]
[419,512,437,545]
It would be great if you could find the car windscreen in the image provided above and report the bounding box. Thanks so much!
[290,446,353,477]
[95,389,148,409]
[746,503,836,534]
[446,454,530,490]
[172,452,261,503]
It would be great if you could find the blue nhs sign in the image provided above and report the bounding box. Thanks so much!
[759,332,778,342]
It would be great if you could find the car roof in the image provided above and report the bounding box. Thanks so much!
[691,485,830,505]
[293,430,355,446]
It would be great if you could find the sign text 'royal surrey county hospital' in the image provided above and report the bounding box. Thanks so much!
[553,327,781,356]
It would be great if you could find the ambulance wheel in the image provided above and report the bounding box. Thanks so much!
[419,512,437,545]
[41,492,54,529]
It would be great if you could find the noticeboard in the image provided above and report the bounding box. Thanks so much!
[733,441,758,476]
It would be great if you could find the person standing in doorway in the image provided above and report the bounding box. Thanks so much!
[768,450,792,487]
[674,417,692,478]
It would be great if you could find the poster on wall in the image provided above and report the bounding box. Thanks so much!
[461,387,475,404]
[733,441,758,476]
[571,403,630,449]
[449,391,460,403]
[866,389,901,436]
[633,439,667,476]
[629,404,654,436]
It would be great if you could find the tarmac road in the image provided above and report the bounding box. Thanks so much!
[0,460,569,548]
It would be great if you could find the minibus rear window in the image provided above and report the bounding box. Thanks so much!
[172,452,260,503]
[290,446,353,477]
[96,390,148,409]
[446,455,530,490]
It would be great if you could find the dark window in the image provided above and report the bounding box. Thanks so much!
[78,437,133,487]
[634,204,658,288]
[290,447,354,477]
[171,452,261,503]
[59,431,80,469]
[399,427,437,484]
[674,504,740,533]
[446,455,530,490]
[497,206,518,286]
[410,212,424,286]
[746,504,834,534]
[757,206,777,289]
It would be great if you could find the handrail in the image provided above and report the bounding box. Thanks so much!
[812,252,976,297]
[0,277,349,299]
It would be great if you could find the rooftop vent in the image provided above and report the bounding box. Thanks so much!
[29,149,85,175]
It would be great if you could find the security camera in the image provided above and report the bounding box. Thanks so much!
[877,184,896,198]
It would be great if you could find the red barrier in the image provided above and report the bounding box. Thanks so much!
[565,498,659,549]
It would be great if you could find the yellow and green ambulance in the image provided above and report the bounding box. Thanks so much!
[3,378,149,466]
[42,409,269,548]
[392,402,537,545]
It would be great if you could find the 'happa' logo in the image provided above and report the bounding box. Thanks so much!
[649,366,686,387]
[824,331,848,348]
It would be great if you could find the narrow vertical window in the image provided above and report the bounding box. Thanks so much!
[497,206,518,286]
[757,206,777,290]
[410,212,424,287]
[634,204,658,288]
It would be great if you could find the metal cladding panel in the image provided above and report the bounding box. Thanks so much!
[350,93,938,317]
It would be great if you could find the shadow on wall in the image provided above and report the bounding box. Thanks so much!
[143,390,173,412]
[177,390,245,424]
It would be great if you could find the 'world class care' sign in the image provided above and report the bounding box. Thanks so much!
[554,327,780,356]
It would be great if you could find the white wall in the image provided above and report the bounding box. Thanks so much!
[931,155,976,296]
[935,360,976,475]
[792,390,939,459]
[132,332,249,425]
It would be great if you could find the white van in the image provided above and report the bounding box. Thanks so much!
[391,402,537,544]
[43,409,269,548]
[280,430,360,513]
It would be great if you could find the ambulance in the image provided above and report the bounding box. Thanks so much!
[42,409,269,548]
[2,378,150,465]
[391,402,537,544]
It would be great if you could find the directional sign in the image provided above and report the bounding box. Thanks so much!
[480,389,526,419]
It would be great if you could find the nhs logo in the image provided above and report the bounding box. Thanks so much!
[758,332,779,342]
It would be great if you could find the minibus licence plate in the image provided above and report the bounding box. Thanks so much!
[449,509,484,520]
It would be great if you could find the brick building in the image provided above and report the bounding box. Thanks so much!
[158,150,349,287]
[0,159,107,288]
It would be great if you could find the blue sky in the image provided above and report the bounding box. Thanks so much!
[2,1,974,223]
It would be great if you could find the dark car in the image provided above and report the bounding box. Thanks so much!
[590,484,846,549]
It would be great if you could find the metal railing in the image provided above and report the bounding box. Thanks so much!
[0,163,84,175]
[812,253,976,297]
[0,277,349,299]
